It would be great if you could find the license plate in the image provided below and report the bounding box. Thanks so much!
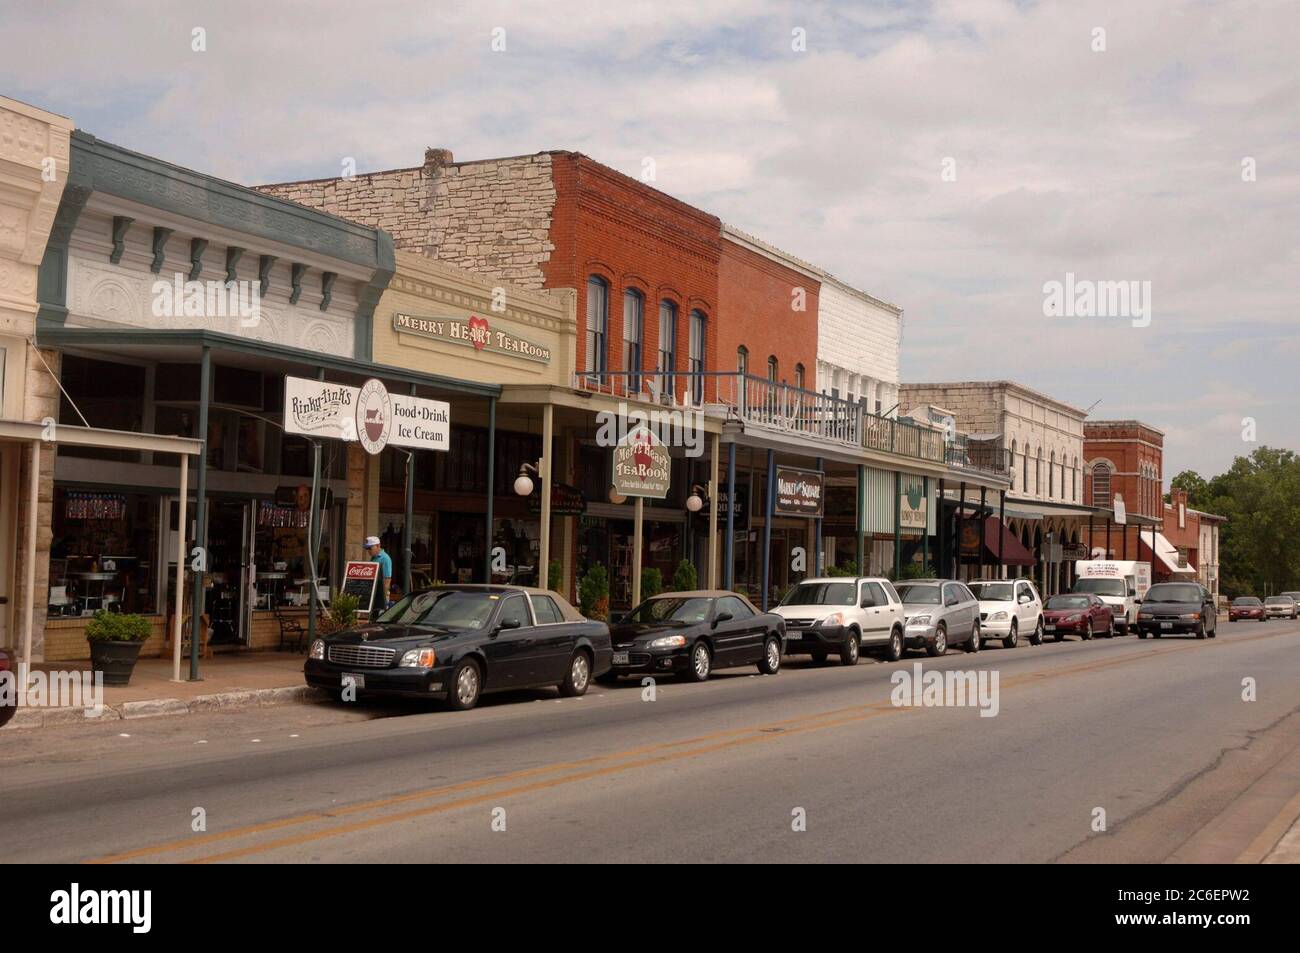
[1160,622,1172,630]
[612,652,629,665]
[341,673,365,689]
[1044,624,1056,632]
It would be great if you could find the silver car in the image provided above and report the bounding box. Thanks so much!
[894,579,982,656]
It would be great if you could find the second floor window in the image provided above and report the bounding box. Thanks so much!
[689,309,706,403]
[795,363,805,390]
[658,299,676,385]
[585,276,608,376]
[767,355,778,382]
[1093,462,1113,507]
[623,288,643,391]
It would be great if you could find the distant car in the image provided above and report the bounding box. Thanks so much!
[1280,591,1300,607]
[604,591,784,682]
[773,577,906,664]
[1264,595,1298,620]
[1042,593,1114,641]
[1228,596,1265,622]
[1136,582,1219,639]
[969,578,1044,648]
[305,585,611,711]
[895,579,981,656]
[0,647,15,727]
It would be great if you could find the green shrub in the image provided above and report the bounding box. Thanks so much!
[825,560,858,577]
[85,610,152,643]
[329,592,360,629]
[578,564,610,620]
[640,567,663,600]
[548,559,564,594]
[671,559,697,592]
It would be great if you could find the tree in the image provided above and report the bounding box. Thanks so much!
[1167,470,1209,507]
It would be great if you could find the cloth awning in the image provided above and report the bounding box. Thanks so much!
[1141,531,1196,576]
[972,516,1037,566]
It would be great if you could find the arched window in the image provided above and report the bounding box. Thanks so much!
[1035,448,1042,497]
[688,309,706,403]
[585,276,608,376]
[1049,451,1056,498]
[767,355,778,382]
[1092,462,1113,507]
[1072,456,1078,501]
[1022,446,1029,492]
[657,299,676,390]
[795,363,805,390]
[1010,440,1018,489]
[737,345,748,376]
[622,288,644,391]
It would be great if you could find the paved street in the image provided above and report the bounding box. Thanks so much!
[2,620,1297,864]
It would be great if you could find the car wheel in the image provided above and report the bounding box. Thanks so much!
[1003,619,1019,650]
[558,650,591,697]
[927,624,948,657]
[1137,630,1148,639]
[884,626,905,662]
[965,621,981,653]
[1119,621,1130,636]
[809,649,829,664]
[1196,620,1207,640]
[758,635,782,675]
[446,658,482,711]
[1083,619,1093,641]
[683,641,712,682]
[1105,616,1116,638]
[1029,617,1044,646]
[840,630,860,666]
[1054,626,1065,642]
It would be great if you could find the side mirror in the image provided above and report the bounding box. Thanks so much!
[497,618,521,631]
[1018,595,1031,604]
[860,597,874,608]
[1133,599,1142,605]
[713,611,733,626]
[1128,589,1136,597]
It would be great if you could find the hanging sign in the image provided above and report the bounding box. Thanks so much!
[612,426,671,499]
[355,378,392,455]
[284,378,356,441]
[284,377,449,454]
[899,480,927,531]
[774,467,824,518]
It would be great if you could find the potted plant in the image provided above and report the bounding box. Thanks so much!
[85,610,153,686]
[318,593,360,636]
[579,564,610,621]
[671,558,697,593]
[641,566,663,600]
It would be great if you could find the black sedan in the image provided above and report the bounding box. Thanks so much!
[304,585,612,711]
[602,590,785,683]
[1136,582,1219,639]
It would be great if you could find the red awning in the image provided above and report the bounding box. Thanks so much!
[980,516,1037,566]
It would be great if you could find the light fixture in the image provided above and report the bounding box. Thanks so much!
[685,483,708,513]
[608,485,627,505]
[513,462,539,497]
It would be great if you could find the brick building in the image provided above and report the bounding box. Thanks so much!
[1082,419,1164,561]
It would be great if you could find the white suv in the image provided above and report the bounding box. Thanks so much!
[773,577,906,664]
[968,578,1044,648]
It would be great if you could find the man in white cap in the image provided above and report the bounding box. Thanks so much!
[363,535,393,614]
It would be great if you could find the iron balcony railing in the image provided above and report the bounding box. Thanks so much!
[572,370,996,470]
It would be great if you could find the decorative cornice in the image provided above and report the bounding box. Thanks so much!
[289,262,306,305]
[258,254,276,296]
[150,226,173,274]
[188,237,207,281]
[320,271,336,311]
[225,246,244,283]
[109,216,133,264]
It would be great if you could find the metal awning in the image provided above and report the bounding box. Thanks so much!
[1141,532,1196,575]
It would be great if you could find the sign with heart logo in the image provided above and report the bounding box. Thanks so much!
[467,315,490,350]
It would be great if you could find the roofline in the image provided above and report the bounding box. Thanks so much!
[900,380,1090,419]
[1083,419,1167,437]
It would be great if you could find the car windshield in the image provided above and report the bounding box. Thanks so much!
[896,584,941,605]
[376,589,499,629]
[1074,578,1127,597]
[969,582,1014,602]
[1232,598,1261,606]
[1265,596,1294,605]
[1145,584,1202,603]
[1047,595,1090,610]
[779,582,855,607]
[624,597,713,624]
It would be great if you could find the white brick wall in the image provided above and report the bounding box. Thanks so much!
[816,279,901,414]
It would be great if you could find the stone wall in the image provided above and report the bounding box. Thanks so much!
[258,149,557,291]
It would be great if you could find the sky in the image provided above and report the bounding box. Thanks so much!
[3,0,1297,482]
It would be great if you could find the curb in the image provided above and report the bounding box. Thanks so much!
[1,684,331,731]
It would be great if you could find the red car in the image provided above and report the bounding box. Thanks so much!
[1042,593,1114,641]
[1229,597,1265,622]
[0,647,15,728]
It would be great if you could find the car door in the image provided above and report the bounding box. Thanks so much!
[527,593,578,685]
[1016,581,1038,631]
[480,593,535,687]
[714,596,762,665]
[862,581,891,643]
[880,580,905,634]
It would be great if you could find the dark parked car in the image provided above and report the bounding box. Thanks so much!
[0,647,15,727]
[1042,593,1113,641]
[305,585,612,711]
[603,591,784,682]
[1136,582,1218,639]
[1228,596,1265,622]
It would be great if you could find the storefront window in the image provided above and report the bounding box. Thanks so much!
[58,355,146,461]
[49,487,159,616]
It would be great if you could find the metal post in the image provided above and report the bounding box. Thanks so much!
[1106,519,1112,558]
[403,384,416,596]
[724,441,736,590]
[956,482,967,582]
[921,476,930,574]
[189,346,211,681]
[937,478,946,576]
[20,441,39,682]
[484,396,496,583]
[855,465,866,573]
[762,449,775,610]
[307,438,321,641]
[708,433,720,588]
[1123,521,1129,560]
[814,456,824,577]
[539,403,553,590]
[171,452,188,682]
[632,496,644,606]
[893,471,902,578]
[998,490,1007,579]
[978,486,987,580]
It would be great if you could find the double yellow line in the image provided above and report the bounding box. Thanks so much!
[89,630,1290,863]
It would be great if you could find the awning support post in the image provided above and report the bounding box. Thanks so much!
[171,452,188,682]
[189,345,211,682]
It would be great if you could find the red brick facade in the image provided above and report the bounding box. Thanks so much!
[717,236,819,388]
[1082,420,1164,558]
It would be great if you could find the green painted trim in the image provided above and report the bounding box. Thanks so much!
[35,326,502,399]
[225,246,244,283]
[320,271,336,311]
[289,262,306,305]
[150,226,173,274]
[353,231,395,363]
[36,172,93,326]
[258,254,276,296]
[188,237,207,281]
[109,216,133,264]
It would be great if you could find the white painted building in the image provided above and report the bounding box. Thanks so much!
[814,275,902,417]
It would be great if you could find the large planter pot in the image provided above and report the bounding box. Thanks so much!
[88,639,145,686]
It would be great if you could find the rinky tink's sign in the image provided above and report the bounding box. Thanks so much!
[612,426,671,499]
[284,376,450,455]
[774,467,825,518]
[393,311,552,364]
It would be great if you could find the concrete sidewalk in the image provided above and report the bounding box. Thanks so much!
[3,653,323,730]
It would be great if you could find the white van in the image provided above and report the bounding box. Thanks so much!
[1072,560,1151,635]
